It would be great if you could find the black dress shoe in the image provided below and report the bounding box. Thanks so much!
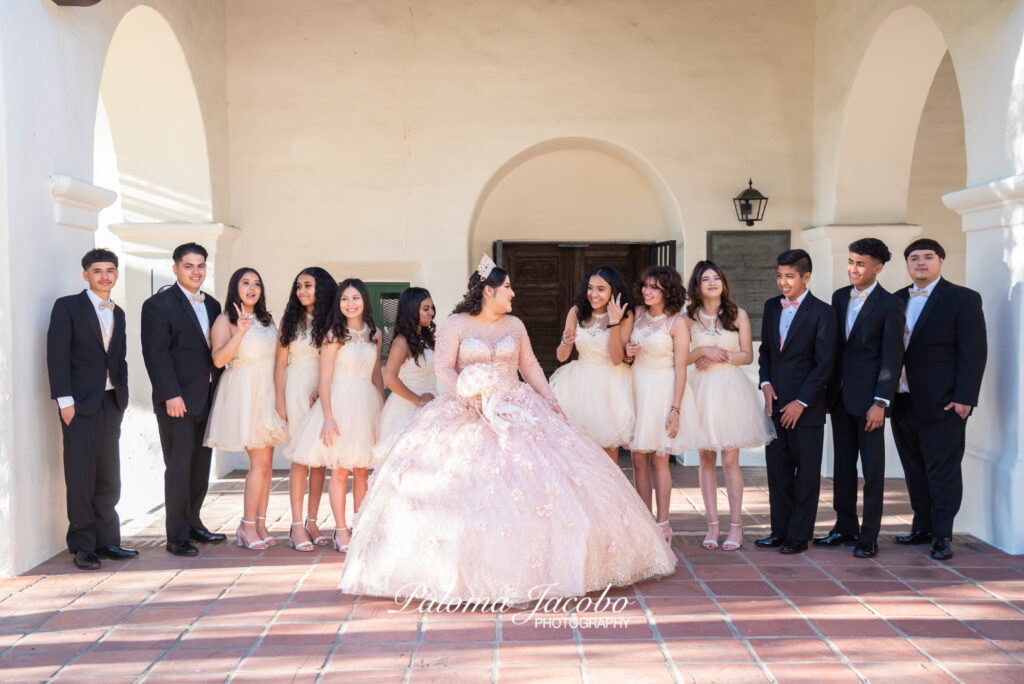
[893,530,932,545]
[930,537,953,561]
[73,550,101,570]
[853,540,878,558]
[780,539,808,554]
[166,541,199,556]
[95,545,139,561]
[755,536,784,548]
[190,528,227,544]
[813,530,858,547]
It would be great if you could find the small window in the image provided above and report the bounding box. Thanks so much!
[365,281,409,365]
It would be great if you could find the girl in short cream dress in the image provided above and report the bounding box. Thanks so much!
[372,287,438,464]
[549,266,634,462]
[205,267,287,550]
[628,265,704,541]
[284,278,384,552]
[274,267,337,552]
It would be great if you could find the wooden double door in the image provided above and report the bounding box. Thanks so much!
[495,241,675,375]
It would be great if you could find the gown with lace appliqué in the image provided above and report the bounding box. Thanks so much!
[204,319,287,451]
[284,326,382,468]
[687,317,776,450]
[371,348,438,464]
[628,310,705,454]
[339,313,677,605]
[549,315,634,449]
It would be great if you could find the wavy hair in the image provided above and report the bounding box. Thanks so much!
[393,287,436,366]
[573,265,633,324]
[685,260,739,332]
[452,266,509,316]
[279,267,337,348]
[224,267,273,326]
[324,278,377,346]
[635,265,686,316]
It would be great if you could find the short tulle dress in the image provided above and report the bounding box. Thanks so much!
[339,314,676,605]
[282,316,320,444]
[687,315,775,450]
[204,319,287,451]
[371,347,437,464]
[284,326,382,468]
[549,313,634,449]
[629,310,704,454]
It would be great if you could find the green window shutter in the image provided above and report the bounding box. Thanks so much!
[365,281,409,365]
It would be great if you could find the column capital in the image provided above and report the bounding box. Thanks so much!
[49,173,117,232]
[942,174,1024,231]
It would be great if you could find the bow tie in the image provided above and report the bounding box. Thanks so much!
[98,300,115,311]
[908,289,929,299]
[850,289,868,301]
[781,299,799,310]
[189,293,206,304]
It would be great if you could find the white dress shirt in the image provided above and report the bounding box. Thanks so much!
[178,282,211,344]
[57,289,115,409]
[898,276,942,393]
[846,280,877,337]
[761,290,811,404]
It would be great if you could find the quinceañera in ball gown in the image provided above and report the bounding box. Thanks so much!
[340,256,677,605]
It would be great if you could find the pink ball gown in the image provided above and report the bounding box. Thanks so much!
[339,313,677,605]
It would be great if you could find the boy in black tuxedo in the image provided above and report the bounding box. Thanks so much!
[892,238,986,560]
[815,238,904,558]
[756,249,836,554]
[47,249,138,570]
[141,243,226,556]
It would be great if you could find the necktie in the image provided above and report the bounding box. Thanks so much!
[99,300,115,311]
[190,293,206,304]
[850,289,867,301]
[781,299,799,310]
[908,289,928,298]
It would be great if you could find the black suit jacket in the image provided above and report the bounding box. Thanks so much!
[46,290,128,415]
[827,284,905,416]
[140,285,222,414]
[758,292,836,426]
[896,278,987,422]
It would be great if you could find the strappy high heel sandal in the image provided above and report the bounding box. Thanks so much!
[333,527,352,553]
[702,520,720,550]
[657,520,673,541]
[305,518,330,546]
[236,519,269,550]
[289,522,314,552]
[255,515,276,546]
[722,522,743,551]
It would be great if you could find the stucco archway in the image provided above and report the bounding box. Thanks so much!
[468,138,684,265]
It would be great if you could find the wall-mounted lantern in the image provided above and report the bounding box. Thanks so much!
[733,179,768,227]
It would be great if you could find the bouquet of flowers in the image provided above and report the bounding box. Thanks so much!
[457,363,535,444]
[456,363,500,401]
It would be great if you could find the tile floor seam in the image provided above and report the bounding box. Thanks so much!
[400,597,427,684]
[312,556,364,683]
[636,544,687,683]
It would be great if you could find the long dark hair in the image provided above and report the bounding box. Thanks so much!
[225,267,273,326]
[323,278,377,346]
[452,266,509,316]
[686,260,739,332]
[393,287,436,366]
[574,265,633,324]
[279,267,337,348]
[635,265,686,316]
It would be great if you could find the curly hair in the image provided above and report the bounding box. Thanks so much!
[279,267,337,348]
[224,267,273,327]
[323,278,377,346]
[849,238,892,264]
[635,265,686,316]
[452,266,509,316]
[685,261,739,332]
[573,265,633,323]
[393,287,436,366]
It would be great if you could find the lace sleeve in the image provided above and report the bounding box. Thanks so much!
[512,316,554,400]
[434,314,463,395]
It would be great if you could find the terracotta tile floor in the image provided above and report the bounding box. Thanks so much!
[2,465,1023,683]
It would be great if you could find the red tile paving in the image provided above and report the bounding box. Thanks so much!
[0,467,1021,682]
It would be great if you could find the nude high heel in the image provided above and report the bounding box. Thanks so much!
[236,519,269,550]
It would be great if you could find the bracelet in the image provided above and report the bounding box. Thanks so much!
[607,320,621,327]
[670,406,680,412]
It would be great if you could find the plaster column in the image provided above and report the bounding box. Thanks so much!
[942,175,1024,553]
[801,224,922,480]
[108,222,241,487]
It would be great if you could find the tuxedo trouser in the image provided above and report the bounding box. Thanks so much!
[765,414,825,542]
[155,401,213,544]
[829,405,885,543]
[60,390,123,553]
[891,394,966,538]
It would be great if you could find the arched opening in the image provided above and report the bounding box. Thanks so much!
[93,6,214,524]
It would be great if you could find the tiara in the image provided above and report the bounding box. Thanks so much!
[476,254,496,280]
